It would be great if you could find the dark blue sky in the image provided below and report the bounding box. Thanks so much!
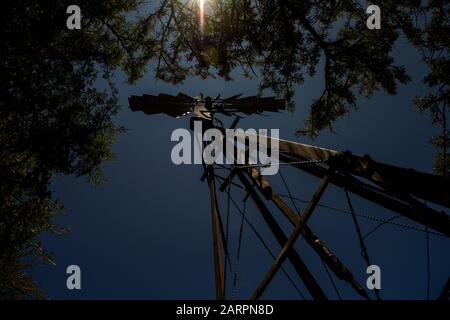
[32,38,449,300]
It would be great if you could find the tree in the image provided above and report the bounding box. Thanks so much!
[0,0,158,298]
[147,0,448,173]
[411,0,450,176]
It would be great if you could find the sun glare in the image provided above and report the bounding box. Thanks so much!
[199,0,205,33]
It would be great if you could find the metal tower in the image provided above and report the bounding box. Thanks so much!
[129,92,450,300]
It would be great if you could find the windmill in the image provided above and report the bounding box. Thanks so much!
[129,92,450,300]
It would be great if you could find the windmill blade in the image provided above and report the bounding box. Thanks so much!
[219,110,236,117]
[228,96,286,114]
[129,92,286,118]
[221,93,243,103]
[129,93,196,118]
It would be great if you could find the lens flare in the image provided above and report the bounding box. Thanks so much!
[199,0,205,33]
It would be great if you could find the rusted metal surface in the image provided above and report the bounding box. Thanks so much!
[278,153,450,237]
[247,167,370,299]
[206,166,226,300]
[251,176,330,300]
[236,170,327,300]
[230,130,450,208]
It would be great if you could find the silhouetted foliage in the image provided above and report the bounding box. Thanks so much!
[0,0,157,298]
[411,0,450,176]
[149,0,448,173]
[1,0,448,299]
